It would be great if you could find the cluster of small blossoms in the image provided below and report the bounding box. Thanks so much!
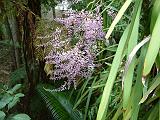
[44,10,105,91]
[55,10,104,43]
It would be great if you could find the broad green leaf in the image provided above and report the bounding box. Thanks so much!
[7,93,24,110]
[7,84,22,94]
[0,101,7,109]
[1,94,13,103]
[8,97,20,110]
[96,25,130,120]
[12,114,31,120]
[0,94,13,109]
[143,13,160,76]
[105,0,132,40]
[15,93,25,98]
[0,111,5,120]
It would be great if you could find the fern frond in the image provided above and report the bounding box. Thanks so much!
[36,84,83,120]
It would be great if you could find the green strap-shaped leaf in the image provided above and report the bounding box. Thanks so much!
[130,44,148,120]
[105,0,132,40]
[123,0,143,109]
[84,77,96,120]
[96,25,130,120]
[155,51,160,69]
[150,0,160,32]
[139,73,160,104]
[143,12,160,76]
[122,39,149,119]
[111,104,123,120]
[147,102,159,120]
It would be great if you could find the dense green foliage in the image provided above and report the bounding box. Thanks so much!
[0,0,160,120]
[0,84,30,120]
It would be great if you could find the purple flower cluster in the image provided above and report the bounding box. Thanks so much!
[55,10,104,44]
[44,10,105,91]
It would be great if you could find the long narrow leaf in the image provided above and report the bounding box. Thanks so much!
[143,12,160,76]
[130,41,149,120]
[84,77,97,120]
[150,0,160,32]
[105,0,132,40]
[139,73,160,104]
[96,25,130,120]
[122,0,143,109]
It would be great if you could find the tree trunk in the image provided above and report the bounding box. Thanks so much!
[16,0,43,115]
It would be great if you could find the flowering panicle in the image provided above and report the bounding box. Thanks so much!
[42,9,105,91]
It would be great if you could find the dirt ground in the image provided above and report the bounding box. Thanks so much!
[0,44,12,84]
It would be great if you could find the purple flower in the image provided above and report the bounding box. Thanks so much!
[42,9,105,91]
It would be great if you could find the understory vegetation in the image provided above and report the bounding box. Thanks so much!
[0,0,160,120]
